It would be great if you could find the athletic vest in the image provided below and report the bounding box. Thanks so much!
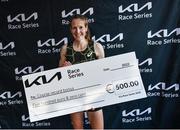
[66,43,97,64]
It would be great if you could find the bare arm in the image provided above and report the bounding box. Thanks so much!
[59,44,67,67]
[94,42,105,59]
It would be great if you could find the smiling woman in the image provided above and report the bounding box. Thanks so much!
[59,14,105,129]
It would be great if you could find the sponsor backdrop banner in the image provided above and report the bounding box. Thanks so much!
[0,0,179,129]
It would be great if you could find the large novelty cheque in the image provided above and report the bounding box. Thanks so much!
[22,52,147,122]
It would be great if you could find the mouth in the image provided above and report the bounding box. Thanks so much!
[75,34,82,38]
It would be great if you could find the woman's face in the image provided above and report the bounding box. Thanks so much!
[70,18,88,42]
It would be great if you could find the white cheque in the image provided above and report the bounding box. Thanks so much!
[22,52,147,122]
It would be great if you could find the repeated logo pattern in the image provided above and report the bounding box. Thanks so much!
[0,0,179,128]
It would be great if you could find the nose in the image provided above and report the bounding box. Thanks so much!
[76,28,80,33]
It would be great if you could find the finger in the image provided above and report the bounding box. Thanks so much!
[63,61,71,66]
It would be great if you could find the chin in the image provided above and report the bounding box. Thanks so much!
[75,38,83,42]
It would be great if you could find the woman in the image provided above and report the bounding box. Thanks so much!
[59,14,104,129]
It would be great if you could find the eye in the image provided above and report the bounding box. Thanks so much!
[72,27,77,31]
[79,26,83,29]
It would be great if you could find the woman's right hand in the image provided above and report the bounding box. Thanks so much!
[62,61,72,67]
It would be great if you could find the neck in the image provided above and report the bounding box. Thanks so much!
[73,39,88,51]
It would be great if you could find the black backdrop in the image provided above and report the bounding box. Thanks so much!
[0,0,179,129]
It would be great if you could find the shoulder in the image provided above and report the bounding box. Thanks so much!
[94,42,105,59]
[61,44,68,50]
[61,43,68,49]
[61,43,73,52]
[94,42,103,49]
[94,42,104,53]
